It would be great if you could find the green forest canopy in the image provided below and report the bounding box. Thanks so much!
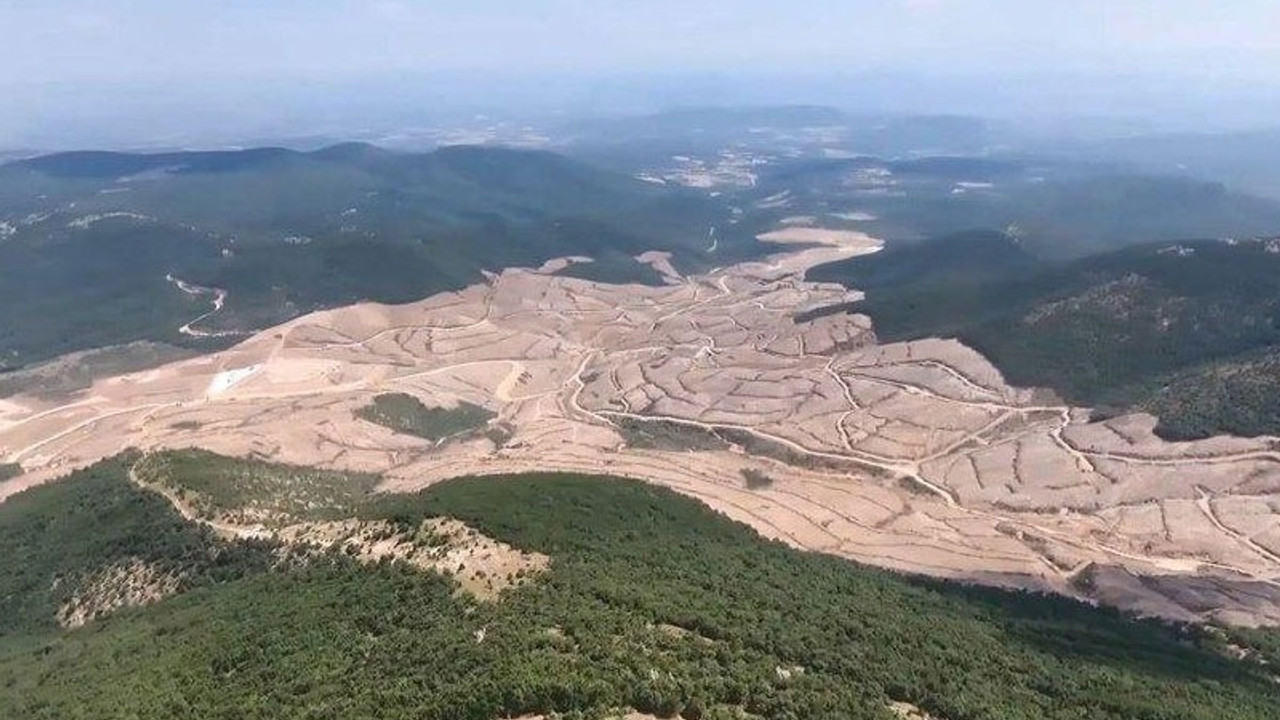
[1,452,1278,719]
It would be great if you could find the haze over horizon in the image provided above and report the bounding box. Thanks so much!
[3,0,1279,148]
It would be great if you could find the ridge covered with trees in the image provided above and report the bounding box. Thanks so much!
[1,451,1279,718]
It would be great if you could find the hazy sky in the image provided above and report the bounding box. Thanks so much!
[3,1,1278,148]
[3,0,1278,84]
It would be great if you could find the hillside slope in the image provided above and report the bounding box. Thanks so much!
[807,232,1280,438]
[2,452,1278,719]
[0,144,735,371]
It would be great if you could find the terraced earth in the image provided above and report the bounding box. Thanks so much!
[3,225,1280,624]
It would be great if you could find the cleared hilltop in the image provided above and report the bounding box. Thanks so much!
[4,226,1280,627]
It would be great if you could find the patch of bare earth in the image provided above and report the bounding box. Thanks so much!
[124,457,548,600]
[889,700,939,719]
[506,707,665,712]
[274,518,548,600]
[56,558,184,628]
[5,228,1280,624]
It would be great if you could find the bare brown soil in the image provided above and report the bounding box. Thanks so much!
[268,517,548,601]
[4,229,1280,624]
[511,713,663,720]
[56,558,183,628]
[126,459,547,601]
[888,700,938,719]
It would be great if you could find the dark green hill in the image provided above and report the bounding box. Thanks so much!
[0,453,275,636]
[2,451,1279,719]
[0,145,738,371]
[1145,349,1280,440]
[808,233,1280,438]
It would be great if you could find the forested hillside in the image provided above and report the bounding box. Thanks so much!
[0,145,738,370]
[2,452,1279,719]
[807,232,1280,438]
